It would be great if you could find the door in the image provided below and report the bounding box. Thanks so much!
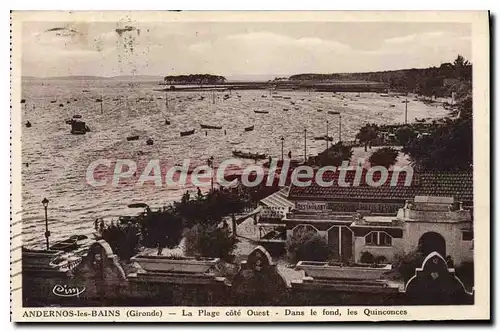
[328,226,353,262]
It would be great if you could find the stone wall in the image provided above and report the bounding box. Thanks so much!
[22,242,473,307]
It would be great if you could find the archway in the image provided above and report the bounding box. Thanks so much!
[418,232,446,257]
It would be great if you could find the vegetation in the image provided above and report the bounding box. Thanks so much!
[402,98,472,171]
[98,187,249,261]
[359,251,388,264]
[369,147,399,168]
[286,228,331,263]
[163,74,226,85]
[100,222,140,261]
[138,207,184,249]
[184,224,238,261]
[308,142,353,167]
[392,250,425,282]
[395,126,418,146]
[289,55,472,98]
[356,124,379,151]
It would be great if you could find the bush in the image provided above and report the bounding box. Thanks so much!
[392,250,425,282]
[184,224,238,261]
[359,251,375,264]
[137,208,184,249]
[286,228,331,263]
[368,147,399,168]
[100,222,140,261]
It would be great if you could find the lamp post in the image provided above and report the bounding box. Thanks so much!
[303,129,307,163]
[207,156,215,192]
[42,198,50,250]
[280,136,284,161]
[326,120,329,150]
[339,114,342,142]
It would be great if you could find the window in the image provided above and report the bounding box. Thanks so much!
[365,231,392,247]
[365,232,378,246]
[462,231,473,241]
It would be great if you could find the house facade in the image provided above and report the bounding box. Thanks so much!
[257,171,474,266]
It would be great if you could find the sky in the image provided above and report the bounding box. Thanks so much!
[21,21,472,78]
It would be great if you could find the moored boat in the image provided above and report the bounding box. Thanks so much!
[232,150,267,160]
[328,111,340,115]
[314,135,333,141]
[180,129,195,137]
[244,125,254,132]
[25,121,32,128]
[283,108,289,111]
[317,109,323,112]
[254,110,269,114]
[146,138,154,145]
[127,135,140,141]
[200,124,222,130]
[71,120,88,135]
[165,119,171,125]
[50,238,78,252]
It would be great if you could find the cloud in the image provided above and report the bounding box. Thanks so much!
[21,23,472,77]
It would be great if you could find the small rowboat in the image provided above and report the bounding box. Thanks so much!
[25,121,32,128]
[232,150,267,160]
[73,114,82,119]
[283,108,289,112]
[127,135,139,141]
[128,203,149,209]
[200,124,222,130]
[165,119,171,125]
[314,135,334,141]
[180,129,195,137]
[50,238,78,252]
[317,109,323,112]
[328,111,340,115]
[254,110,269,114]
[244,125,254,132]
[146,138,154,145]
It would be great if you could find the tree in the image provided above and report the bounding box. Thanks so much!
[100,221,140,261]
[369,147,399,168]
[138,207,184,249]
[286,228,331,263]
[184,224,238,261]
[310,142,353,167]
[356,124,379,151]
[402,113,472,171]
[395,126,418,146]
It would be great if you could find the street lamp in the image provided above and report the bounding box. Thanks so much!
[42,197,50,250]
[326,120,329,150]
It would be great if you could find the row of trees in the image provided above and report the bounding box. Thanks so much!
[163,74,226,85]
[289,55,472,98]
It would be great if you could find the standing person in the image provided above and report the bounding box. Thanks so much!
[288,150,292,159]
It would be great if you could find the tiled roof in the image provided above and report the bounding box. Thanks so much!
[260,186,295,209]
[288,171,473,203]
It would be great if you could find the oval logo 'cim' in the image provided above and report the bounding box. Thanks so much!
[52,284,86,297]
